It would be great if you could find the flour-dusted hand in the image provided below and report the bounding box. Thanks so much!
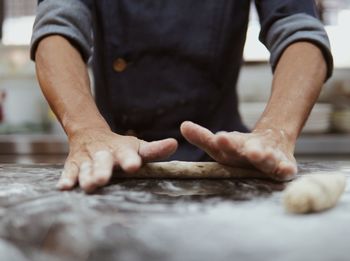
[34,36,178,193]
[57,128,177,193]
[180,121,297,181]
[179,42,328,181]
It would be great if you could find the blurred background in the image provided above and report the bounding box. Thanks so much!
[0,0,349,163]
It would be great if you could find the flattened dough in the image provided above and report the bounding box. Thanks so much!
[283,173,347,214]
[115,161,282,180]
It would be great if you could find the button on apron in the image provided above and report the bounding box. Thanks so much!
[113,58,128,72]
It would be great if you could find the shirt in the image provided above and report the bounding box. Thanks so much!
[31,0,333,161]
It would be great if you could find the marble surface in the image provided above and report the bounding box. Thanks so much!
[0,161,349,261]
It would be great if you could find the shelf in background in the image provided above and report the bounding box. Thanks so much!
[296,134,350,155]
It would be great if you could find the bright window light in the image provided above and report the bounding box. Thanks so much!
[2,16,35,45]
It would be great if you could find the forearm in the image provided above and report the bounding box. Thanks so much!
[35,35,177,192]
[35,35,110,137]
[255,42,327,143]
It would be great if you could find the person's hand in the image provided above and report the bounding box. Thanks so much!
[56,128,178,193]
[180,121,297,181]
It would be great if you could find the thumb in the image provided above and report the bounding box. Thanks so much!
[139,138,178,162]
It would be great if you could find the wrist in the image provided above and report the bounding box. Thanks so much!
[64,116,111,138]
[253,119,298,146]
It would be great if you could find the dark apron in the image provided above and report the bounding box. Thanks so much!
[91,0,250,161]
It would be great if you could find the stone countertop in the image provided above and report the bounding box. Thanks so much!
[0,161,349,261]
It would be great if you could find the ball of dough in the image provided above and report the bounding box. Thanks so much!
[283,173,347,214]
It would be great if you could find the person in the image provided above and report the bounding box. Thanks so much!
[31,0,333,193]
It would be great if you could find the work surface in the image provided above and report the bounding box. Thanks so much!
[0,161,349,261]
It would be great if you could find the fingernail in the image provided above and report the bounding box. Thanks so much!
[56,178,73,190]
[123,158,141,172]
[278,161,298,180]
[282,160,297,172]
[216,131,228,135]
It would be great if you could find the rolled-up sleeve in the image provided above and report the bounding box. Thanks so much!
[30,0,93,62]
[255,0,333,80]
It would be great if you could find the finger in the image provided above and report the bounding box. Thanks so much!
[242,138,265,162]
[252,148,279,174]
[242,139,296,179]
[115,148,142,173]
[139,138,178,161]
[276,160,298,180]
[180,121,217,155]
[78,160,95,192]
[242,139,283,173]
[214,131,244,157]
[56,161,79,190]
[91,150,114,187]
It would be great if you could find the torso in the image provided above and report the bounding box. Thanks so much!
[91,0,251,160]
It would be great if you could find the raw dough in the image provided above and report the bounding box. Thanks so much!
[115,161,277,179]
[283,173,347,214]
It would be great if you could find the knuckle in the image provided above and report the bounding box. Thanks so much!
[93,150,113,162]
[81,183,94,193]
[66,155,90,170]
[94,176,109,186]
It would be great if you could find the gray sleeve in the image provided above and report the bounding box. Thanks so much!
[262,13,333,80]
[30,0,92,63]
